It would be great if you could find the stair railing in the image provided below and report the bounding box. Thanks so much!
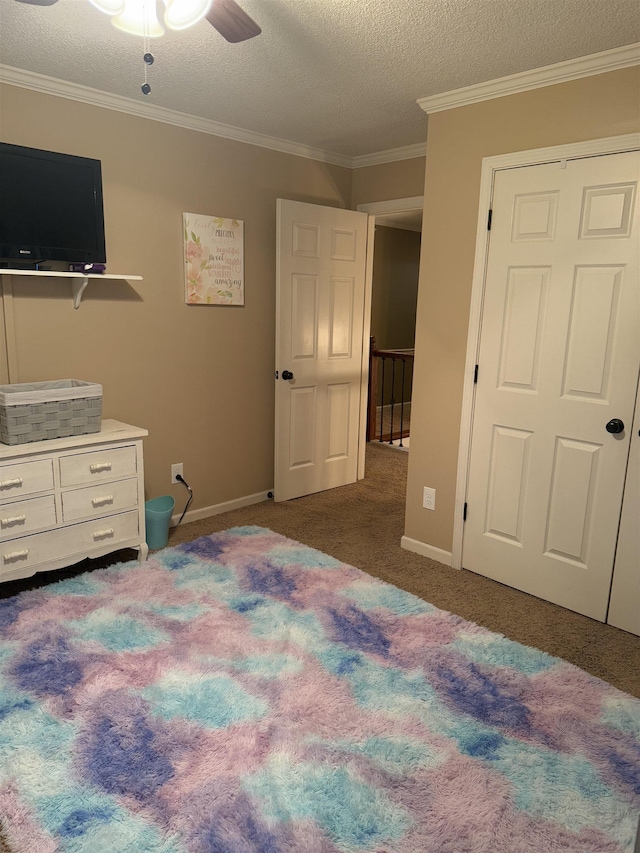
[367,336,414,447]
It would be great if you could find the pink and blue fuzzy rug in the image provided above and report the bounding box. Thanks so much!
[0,526,638,853]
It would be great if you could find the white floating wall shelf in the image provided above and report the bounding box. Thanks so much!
[0,269,143,309]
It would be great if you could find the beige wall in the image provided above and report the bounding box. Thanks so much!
[351,156,426,207]
[405,66,640,554]
[0,84,353,510]
[370,225,420,408]
[370,226,420,351]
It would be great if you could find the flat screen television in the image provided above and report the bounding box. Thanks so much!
[0,142,106,266]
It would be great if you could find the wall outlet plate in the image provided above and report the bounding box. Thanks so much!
[171,463,183,484]
[423,486,436,511]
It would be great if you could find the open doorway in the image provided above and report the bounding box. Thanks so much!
[358,197,423,452]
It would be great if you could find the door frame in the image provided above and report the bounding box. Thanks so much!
[357,214,376,481]
[357,196,424,229]
[451,133,640,570]
[356,196,424,478]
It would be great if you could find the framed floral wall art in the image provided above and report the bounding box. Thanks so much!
[183,212,244,305]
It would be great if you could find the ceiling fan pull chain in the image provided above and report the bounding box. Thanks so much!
[141,0,153,95]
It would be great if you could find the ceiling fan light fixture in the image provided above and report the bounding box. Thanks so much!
[88,0,125,15]
[111,0,164,36]
[163,0,212,30]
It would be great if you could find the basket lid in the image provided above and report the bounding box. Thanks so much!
[0,380,102,407]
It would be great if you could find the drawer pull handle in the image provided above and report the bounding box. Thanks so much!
[3,549,29,563]
[93,528,115,540]
[1,514,26,528]
[92,495,114,507]
[90,462,112,474]
[0,477,23,490]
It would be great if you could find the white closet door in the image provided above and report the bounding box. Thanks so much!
[463,151,639,621]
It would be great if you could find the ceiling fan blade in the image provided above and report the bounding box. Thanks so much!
[206,0,261,43]
[14,0,60,5]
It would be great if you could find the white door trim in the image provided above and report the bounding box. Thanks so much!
[357,197,425,216]
[451,133,640,570]
[357,214,376,480]
[355,197,424,478]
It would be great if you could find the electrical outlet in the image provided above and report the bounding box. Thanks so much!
[423,487,436,511]
[171,463,183,484]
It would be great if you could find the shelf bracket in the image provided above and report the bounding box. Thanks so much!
[71,276,90,309]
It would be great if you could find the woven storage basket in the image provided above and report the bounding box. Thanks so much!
[0,380,102,445]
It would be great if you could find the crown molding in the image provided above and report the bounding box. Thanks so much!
[0,64,427,169]
[0,64,354,168]
[351,142,426,168]
[417,42,640,114]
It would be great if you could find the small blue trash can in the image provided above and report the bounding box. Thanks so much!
[145,495,175,550]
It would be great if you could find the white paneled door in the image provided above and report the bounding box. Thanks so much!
[463,151,639,621]
[275,200,369,502]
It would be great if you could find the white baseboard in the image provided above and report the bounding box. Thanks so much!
[171,489,272,527]
[401,535,453,567]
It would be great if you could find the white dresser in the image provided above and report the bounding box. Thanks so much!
[0,420,148,583]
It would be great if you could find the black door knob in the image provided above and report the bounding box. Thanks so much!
[605,418,625,434]
[281,370,294,381]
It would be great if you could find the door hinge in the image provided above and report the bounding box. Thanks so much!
[474,364,479,384]
[463,502,468,521]
[487,209,493,230]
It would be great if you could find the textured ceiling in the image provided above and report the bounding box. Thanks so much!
[0,0,638,158]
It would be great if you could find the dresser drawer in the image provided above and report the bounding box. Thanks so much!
[61,478,139,522]
[0,495,57,541]
[59,445,137,487]
[0,459,54,498]
[0,510,140,575]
